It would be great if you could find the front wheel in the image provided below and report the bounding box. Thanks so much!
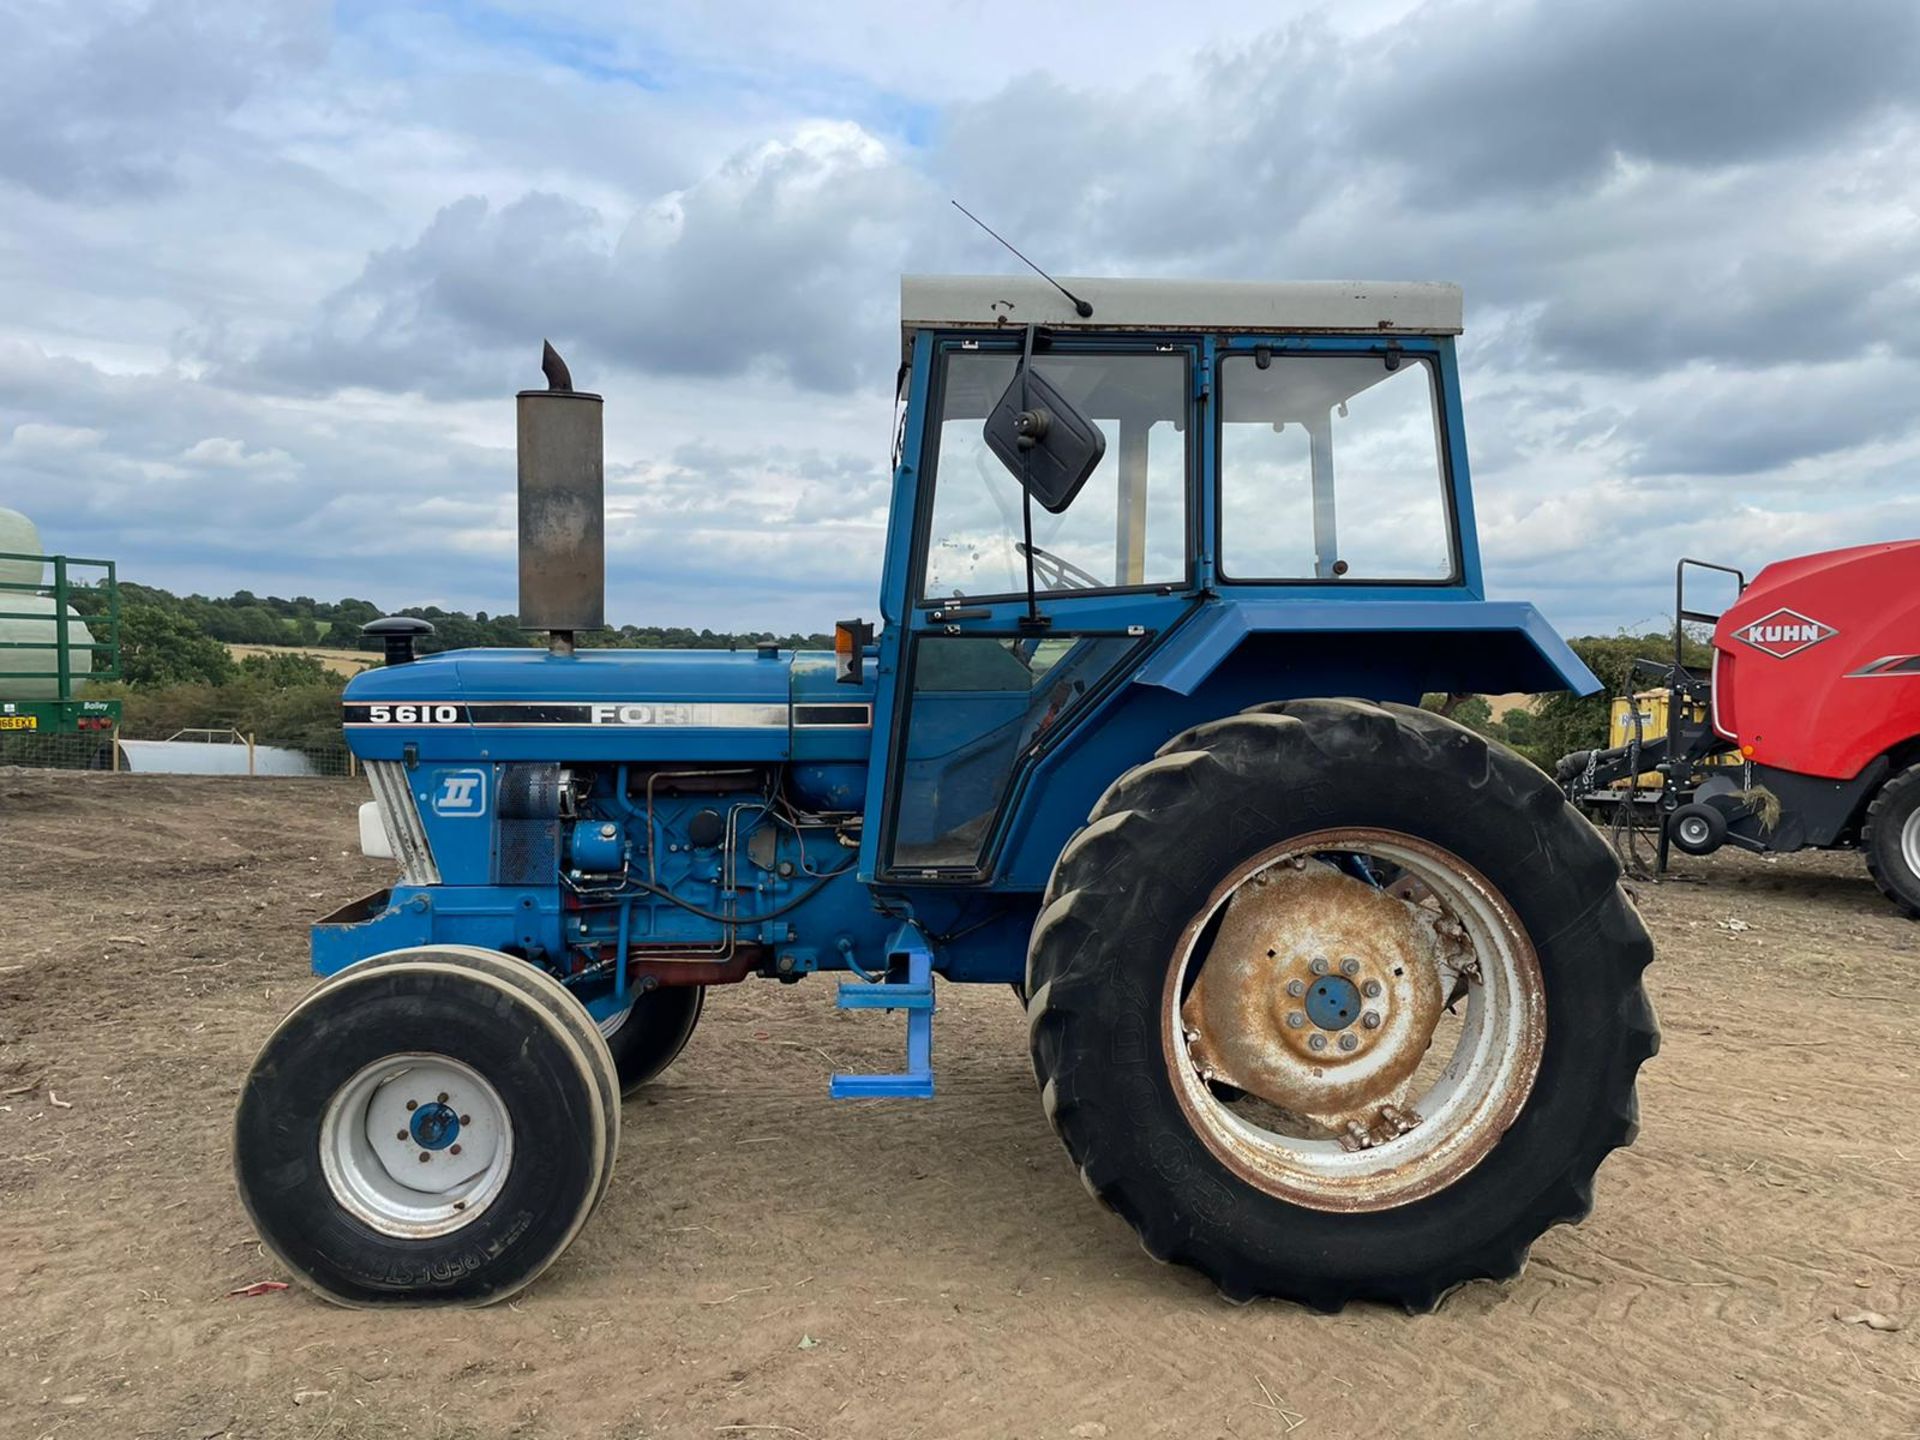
[1027,699,1657,1311]
[600,985,705,1095]
[235,952,610,1306]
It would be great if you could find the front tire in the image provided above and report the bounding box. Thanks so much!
[1027,699,1657,1311]
[600,985,705,1095]
[295,945,622,1211]
[235,954,608,1307]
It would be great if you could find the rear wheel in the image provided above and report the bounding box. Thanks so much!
[599,985,705,1095]
[235,955,608,1306]
[1027,699,1657,1311]
[1863,764,1920,916]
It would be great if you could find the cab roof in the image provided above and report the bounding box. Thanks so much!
[900,275,1463,343]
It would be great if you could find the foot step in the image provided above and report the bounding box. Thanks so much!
[830,939,933,1099]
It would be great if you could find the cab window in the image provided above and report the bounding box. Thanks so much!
[920,349,1189,600]
[1219,354,1455,582]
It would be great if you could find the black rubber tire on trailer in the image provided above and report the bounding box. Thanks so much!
[1863,763,1920,917]
[1026,698,1658,1312]
[1667,802,1727,857]
[298,945,621,1211]
[602,985,706,1095]
[235,957,606,1307]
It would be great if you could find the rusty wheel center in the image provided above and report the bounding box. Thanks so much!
[1165,830,1545,1212]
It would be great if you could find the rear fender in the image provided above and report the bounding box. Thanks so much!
[1135,600,1599,699]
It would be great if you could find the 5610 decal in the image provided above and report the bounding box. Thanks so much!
[345,703,468,725]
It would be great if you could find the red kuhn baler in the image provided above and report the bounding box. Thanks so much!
[1561,541,1920,912]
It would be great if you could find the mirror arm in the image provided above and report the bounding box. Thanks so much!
[1017,325,1050,633]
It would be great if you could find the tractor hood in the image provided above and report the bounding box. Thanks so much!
[341,647,875,765]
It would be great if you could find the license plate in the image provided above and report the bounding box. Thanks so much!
[0,716,36,730]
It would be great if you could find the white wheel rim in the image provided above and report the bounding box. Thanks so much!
[1164,830,1546,1213]
[1902,808,1920,879]
[320,1053,514,1238]
[1680,817,1709,847]
[597,1003,633,1039]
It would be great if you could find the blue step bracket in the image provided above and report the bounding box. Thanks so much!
[830,930,934,1099]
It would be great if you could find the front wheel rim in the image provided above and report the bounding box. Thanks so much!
[319,1053,515,1238]
[1163,829,1546,1213]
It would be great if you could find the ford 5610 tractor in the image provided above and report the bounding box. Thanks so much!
[234,277,1656,1313]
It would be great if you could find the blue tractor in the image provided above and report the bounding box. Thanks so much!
[234,277,1656,1312]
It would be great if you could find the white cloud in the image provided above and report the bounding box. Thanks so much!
[0,0,1916,639]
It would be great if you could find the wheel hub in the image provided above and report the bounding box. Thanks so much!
[409,1101,462,1150]
[1181,858,1447,1129]
[320,1054,514,1238]
[1303,973,1361,1031]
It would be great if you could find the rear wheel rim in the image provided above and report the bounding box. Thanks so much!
[1679,816,1710,848]
[1163,828,1546,1213]
[319,1053,514,1238]
[1901,808,1920,879]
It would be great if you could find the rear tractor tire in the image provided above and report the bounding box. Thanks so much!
[1026,698,1657,1312]
[600,984,706,1095]
[1863,763,1920,917]
[234,949,612,1307]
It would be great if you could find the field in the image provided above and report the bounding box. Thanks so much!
[224,644,380,678]
[1,771,1915,1439]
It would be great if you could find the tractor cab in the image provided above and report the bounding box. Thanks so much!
[866,277,1591,884]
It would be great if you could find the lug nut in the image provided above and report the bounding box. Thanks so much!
[1286,979,1305,997]
[1308,1033,1328,1052]
[1363,980,1382,998]
[1362,1011,1382,1029]
[1286,1012,1306,1029]
[459,1115,471,1125]
[450,1144,462,1156]
[396,1130,409,1142]
[418,1152,431,1163]
[1338,1033,1359,1052]
[1309,957,1330,976]
[405,1099,418,1111]
[1340,958,1361,977]
[437,1092,449,1104]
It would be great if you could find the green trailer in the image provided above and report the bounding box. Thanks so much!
[0,548,122,743]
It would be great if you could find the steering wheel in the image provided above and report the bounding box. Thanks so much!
[1016,541,1104,592]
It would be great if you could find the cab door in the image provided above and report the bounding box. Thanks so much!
[874,336,1203,882]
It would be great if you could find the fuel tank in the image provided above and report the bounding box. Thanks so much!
[341,646,876,779]
[1711,539,1920,779]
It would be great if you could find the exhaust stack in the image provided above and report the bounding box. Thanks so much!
[517,341,604,655]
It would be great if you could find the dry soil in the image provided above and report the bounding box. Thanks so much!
[0,771,1914,1439]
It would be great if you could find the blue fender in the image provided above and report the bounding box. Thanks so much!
[1132,598,1600,699]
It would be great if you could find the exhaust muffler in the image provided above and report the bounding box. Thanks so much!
[517,341,604,655]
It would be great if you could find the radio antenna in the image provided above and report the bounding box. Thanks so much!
[950,200,1093,317]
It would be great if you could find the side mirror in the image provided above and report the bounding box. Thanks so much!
[982,363,1106,515]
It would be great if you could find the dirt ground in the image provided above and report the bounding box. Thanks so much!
[1,772,1914,1440]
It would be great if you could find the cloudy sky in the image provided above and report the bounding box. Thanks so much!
[2,0,1916,636]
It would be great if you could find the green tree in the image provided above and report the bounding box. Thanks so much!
[118,603,237,687]
[237,651,344,690]
[1528,630,1714,767]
